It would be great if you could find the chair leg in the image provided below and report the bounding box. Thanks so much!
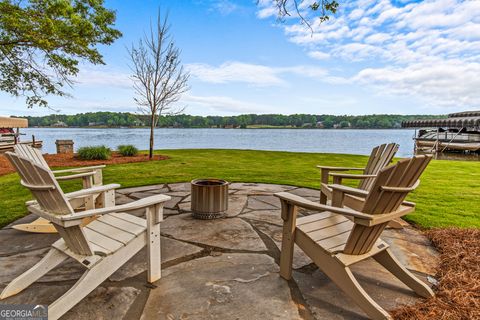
[319,183,331,205]
[320,192,327,205]
[48,235,145,320]
[146,207,161,283]
[1,248,67,299]
[374,249,434,298]
[279,235,295,280]
[279,201,297,280]
[327,265,392,320]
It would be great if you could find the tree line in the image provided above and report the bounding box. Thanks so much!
[19,112,443,129]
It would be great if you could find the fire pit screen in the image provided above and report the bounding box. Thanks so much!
[191,179,229,219]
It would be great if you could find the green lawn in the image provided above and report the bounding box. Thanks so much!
[0,149,478,229]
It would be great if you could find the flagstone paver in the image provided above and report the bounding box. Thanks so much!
[141,253,302,320]
[110,237,203,282]
[247,197,279,210]
[250,195,281,208]
[161,214,267,251]
[240,209,283,226]
[293,259,431,320]
[0,182,439,320]
[288,187,321,198]
[250,220,313,269]
[0,227,59,255]
[224,195,248,217]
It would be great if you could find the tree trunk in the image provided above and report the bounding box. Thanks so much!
[149,115,155,159]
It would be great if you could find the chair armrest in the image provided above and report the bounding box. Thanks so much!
[329,184,369,198]
[329,173,376,180]
[60,194,171,221]
[327,184,416,211]
[55,171,96,181]
[316,165,364,171]
[52,165,106,174]
[25,184,121,206]
[329,172,376,185]
[28,194,171,227]
[275,191,409,227]
[64,184,121,199]
[317,166,365,184]
[275,192,372,220]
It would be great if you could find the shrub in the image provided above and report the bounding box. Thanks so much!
[117,144,138,157]
[77,145,111,160]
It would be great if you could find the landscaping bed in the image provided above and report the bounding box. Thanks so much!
[0,152,168,176]
[392,228,480,319]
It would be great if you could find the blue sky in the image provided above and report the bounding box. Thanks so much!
[2,0,480,116]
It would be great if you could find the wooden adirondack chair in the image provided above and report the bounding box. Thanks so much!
[13,144,107,233]
[276,155,434,320]
[15,144,105,187]
[1,152,170,320]
[318,143,399,205]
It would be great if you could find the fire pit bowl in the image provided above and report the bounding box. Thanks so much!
[191,179,229,220]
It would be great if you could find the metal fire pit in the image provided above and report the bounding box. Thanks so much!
[191,179,229,220]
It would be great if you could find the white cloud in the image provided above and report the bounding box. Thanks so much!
[75,67,132,88]
[181,94,276,114]
[256,0,289,19]
[210,0,239,16]
[353,60,480,107]
[186,61,328,86]
[186,62,285,86]
[259,0,480,108]
[257,6,277,19]
[308,50,331,60]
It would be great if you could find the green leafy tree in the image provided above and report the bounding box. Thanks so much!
[0,0,121,107]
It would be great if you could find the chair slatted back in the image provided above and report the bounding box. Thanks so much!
[343,155,432,255]
[5,152,93,256]
[14,144,50,168]
[358,143,399,191]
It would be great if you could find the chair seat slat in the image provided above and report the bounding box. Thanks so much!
[296,211,332,225]
[83,227,124,253]
[297,212,348,232]
[110,212,148,227]
[86,220,135,245]
[308,221,353,242]
[97,214,145,235]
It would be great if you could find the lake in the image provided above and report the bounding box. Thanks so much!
[21,128,418,157]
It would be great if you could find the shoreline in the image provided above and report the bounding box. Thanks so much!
[27,126,411,130]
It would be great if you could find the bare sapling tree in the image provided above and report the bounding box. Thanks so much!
[129,11,189,159]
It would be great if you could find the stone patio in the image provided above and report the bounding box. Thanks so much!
[0,182,439,319]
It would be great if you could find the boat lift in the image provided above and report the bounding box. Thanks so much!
[0,116,42,152]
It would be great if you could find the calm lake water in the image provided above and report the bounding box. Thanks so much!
[21,128,418,157]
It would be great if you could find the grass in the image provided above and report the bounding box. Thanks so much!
[0,149,478,228]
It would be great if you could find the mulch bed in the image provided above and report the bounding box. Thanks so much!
[392,228,480,319]
[0,152,168,176]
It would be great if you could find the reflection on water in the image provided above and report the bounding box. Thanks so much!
[19,127,478,160]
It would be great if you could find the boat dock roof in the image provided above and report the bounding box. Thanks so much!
[402,111,480,128]
[0,116,28,128]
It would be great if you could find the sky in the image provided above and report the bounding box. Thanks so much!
[2,0,480,117]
